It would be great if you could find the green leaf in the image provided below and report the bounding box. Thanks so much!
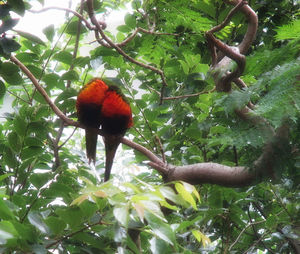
[43,24,55,42]
[24,137,43,147]
[65,20,87,35]
[28,212,50,234]
[0,174,13,183]
[7,132,21,153]
[0,80,6,99]
[26,65,42,78]
[0,221,18,242]
[14,30,46,46]
[192,230,211,247]
[53,50,73,65]
[13,116,27,137]
[0,62,23,85]
[56,207,83,228]
[113,205,129,227]
[21,146,43,160]
[16,52,39,63]
[145,211,176,245]
[124,13,136,29]
[117,25,132,33]
[73,56,90,67]
[0,199,15,220]
[60,70,79,81]
[45,216,66,235]
[30,173,52,189]
[175,182,197,209]
[275,19,300,41]
[7,0,25,16]
[42,73,60,89]
[4,146,18,168]
[150,237,173,254]
[54,88,77,103]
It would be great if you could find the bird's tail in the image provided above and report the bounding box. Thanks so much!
[104,135,121,181]
[85,128,98,164]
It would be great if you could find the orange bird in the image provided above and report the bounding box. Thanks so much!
[76,78,133,181]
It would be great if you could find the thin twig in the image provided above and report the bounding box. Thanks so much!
[10,55,79,127]
[29,6,94,30]
[163,88,216,100]
[46,220,104,249]
[6,90,31,104]
[86,0,168,97]
[228,219,266,251]
[58,127,77,149]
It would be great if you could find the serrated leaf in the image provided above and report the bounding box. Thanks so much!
[65,20,87,35]
[24,137,44,147]
[60,70,79,81]
[14,29,46,46]
[30,173,52,189]
[0,62,23,85]
[4,146,18,168]
[54,88,77,103]
[53,51,73,65]
[42,73,60,89]
[45,216,66,235]
[7,132,21,153]
[0,199,15,220]
[21,146,43,160]
[13,116,27,136]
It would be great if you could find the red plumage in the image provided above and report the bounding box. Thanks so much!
[76,78,133,181]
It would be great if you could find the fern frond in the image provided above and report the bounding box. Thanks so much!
[275,19,300,41]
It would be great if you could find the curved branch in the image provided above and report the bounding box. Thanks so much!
[227,0,258,54]
[86,0,168,95]
[29,6,95,30]
[10,55,79,127]
[167,122,289,187]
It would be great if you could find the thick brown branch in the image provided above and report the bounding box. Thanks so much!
[167,122,289,187]
[226,0,258,54]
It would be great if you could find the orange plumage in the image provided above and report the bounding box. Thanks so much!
[76,78,132,181]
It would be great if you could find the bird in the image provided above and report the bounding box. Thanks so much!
[76,78,133,181]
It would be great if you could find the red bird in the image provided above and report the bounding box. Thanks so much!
[76,78,133,181]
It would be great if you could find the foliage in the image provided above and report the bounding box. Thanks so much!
[0,0,299,253]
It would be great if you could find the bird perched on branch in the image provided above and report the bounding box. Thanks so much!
[76,78,133,181]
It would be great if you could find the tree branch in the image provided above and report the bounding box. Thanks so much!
[86,0,168,97]
[10,55,79,127]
